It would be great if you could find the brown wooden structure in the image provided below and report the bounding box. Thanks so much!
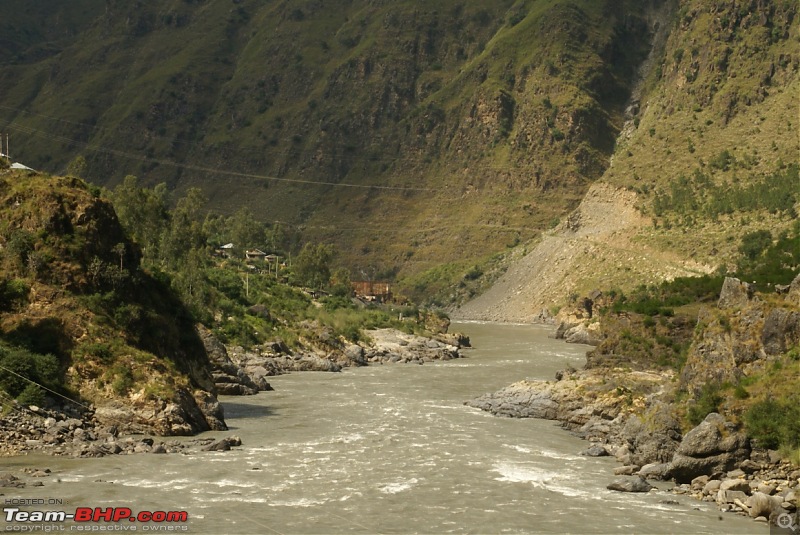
[351,281,392,302]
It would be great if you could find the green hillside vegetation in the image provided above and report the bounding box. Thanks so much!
[0,168,434,428]
[108,175,450,350]
[0,0,662,303]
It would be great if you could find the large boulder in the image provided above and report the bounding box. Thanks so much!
[344,344,367,366]
[761,307,800,356]
[718,277,755,309]
[619,402,682,466]
[789,273,800,306]
[747,492,786,519]
[666,413,750,483]
[563,322,602,345]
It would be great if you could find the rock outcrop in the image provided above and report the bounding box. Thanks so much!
[680,276,800,395]
[363,329,462,364]
[198,325,272,395]
[666,413,750,483]
[0,402,238,457]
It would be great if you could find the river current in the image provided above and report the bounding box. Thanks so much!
[2,322,764,534]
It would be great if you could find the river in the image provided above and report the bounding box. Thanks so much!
[2,322,764,534]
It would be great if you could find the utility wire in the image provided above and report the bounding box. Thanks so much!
[7,121,445,192]
[0,363,93,412]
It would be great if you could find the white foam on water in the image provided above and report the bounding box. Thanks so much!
[492,462,590,498]
[269,498,327,507]
[378,478,419,494]
[537,449,586,462]
[114,477,194,489]
[205,496,269,504]
[211,478,259,488]
[503,443,532,454]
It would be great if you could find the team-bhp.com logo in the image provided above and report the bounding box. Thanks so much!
[4,506,189,531]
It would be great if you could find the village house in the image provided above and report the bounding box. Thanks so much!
[351,281,392,303]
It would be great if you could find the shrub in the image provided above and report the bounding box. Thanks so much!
[110,365,134,396]
[16,384,45,406]
[744,398,800,450]
[0,346,61,400]
[0,279,29,310]
[738,230,772,260]
[687,384,722,426]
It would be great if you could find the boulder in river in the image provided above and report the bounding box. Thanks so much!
[607,476,654,493]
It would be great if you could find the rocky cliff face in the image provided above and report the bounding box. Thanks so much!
[455,0,798,319]
[680,276,800,395]
[454,182,710,321]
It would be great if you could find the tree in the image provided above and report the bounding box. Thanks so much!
[112,243,126,270]
[738,230,772,260]
[292,243,334,289]
[111,176,169,261]
[227,207,265,257]
[160,188,207,271]
[329,267,353,297]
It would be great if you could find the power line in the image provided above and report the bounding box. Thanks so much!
[0,363,93,412]
[0,101,549,174]
[7,121,442,192]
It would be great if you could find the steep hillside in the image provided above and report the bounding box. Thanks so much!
[0,0,663,294]
[456,0,799,320]
[0,166,225,435]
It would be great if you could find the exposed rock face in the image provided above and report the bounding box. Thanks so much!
[363,329,462,364]
[197,325,271,395]
[680,276,800,395]
[666,413,750,484]
[761,307,800,356]
[467,367,679,467]
[718,277,756,309]
[561,322,602,345]
[453,183,714,323]
[92,390,227,437]
[0,402,238,457]
[619,402,682,466]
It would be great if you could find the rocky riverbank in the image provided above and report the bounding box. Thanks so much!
[203,325,468,396]
[467,370,798,524]
[2,326,467,457]
[468,275,800,526]
[0,402,242,458]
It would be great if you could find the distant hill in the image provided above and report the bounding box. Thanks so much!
[0,0,664,295]
[0,0,795,306]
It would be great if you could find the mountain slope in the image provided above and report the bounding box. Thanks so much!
[0,0,663,294]
[456,0,799,320]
